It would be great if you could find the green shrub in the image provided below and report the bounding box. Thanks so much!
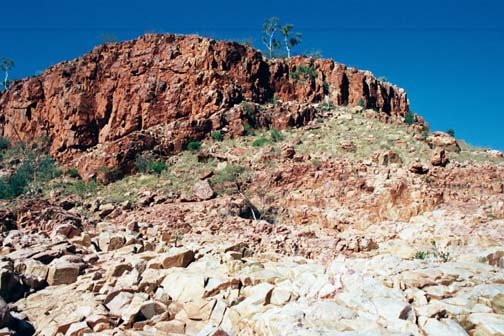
[414,242,450,262]
[65,168,80,178]
[149,160,167,174]
[187,141,201,151]
[0,151,60,199]
[0,181,8,199]
[446,129,455,137]
[0,171,28,198]
[36,156,60,181]
[135,154,167,174]
[243,122,255,136]
[357,98,366,108]
[290,65,317,81]
[270,129,284,143]
[404,110,415,125]
[135,154,150,173]
[252,137,270,147]
[211,130,223,142]
[415,251,429,260]
[0,136,10,150]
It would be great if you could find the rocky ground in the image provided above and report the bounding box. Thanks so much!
[1,204,503,335]
[0,34,503,335]
[0,107,503,335]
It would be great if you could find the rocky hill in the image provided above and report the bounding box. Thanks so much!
[0,34,503,336]
[0,34,409,181]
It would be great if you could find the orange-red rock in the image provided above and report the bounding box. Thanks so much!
[0,34,409,179]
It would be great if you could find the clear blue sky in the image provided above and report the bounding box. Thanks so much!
[1,0,503,150]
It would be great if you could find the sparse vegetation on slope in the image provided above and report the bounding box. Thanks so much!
[21,105,500,210]
[0,143,60,199]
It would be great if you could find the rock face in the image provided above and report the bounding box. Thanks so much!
[0,34,409,179]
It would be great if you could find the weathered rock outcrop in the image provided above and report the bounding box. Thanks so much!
[0,34,409,178]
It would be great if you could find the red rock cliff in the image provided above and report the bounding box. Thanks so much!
[0,34,409,178]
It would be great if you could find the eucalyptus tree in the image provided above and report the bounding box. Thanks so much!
[262,17,281,58]
[0,57,14,91]
[280,24,302,58]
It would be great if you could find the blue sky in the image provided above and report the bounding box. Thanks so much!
[1,0,503,149]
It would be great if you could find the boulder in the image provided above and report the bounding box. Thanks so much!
[159,248,195,269]
[47,258,83,286]
[281,145,296,159]
[431,148,449,167]
[52,224,81,239]
[409,161,429,174]
[154,320,186,334]
[203,277,241,298]
[105,263,133,279]
[98,203,116,219]
[18,259,49,289]
[427,131,461,152]
[242,283,275,305]
[270,288,292,306]
[65,321,92,336]
[193,180,215,201]
[105,291,150,324]
[340,140,356,152]
[373,150,403,166]
[492,294,504,314]
[419,317,468,336]
[160,270,206,303]
[467,313,504,335]
[137,300,167,320]
[98,232,126,252]
[138,268,171,293]
[183,298,216,321]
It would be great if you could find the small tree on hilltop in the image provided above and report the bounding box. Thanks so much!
[446,129,455,137]
[262,17,281,58]
[0,57,15,91]
[280,24,302,58]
